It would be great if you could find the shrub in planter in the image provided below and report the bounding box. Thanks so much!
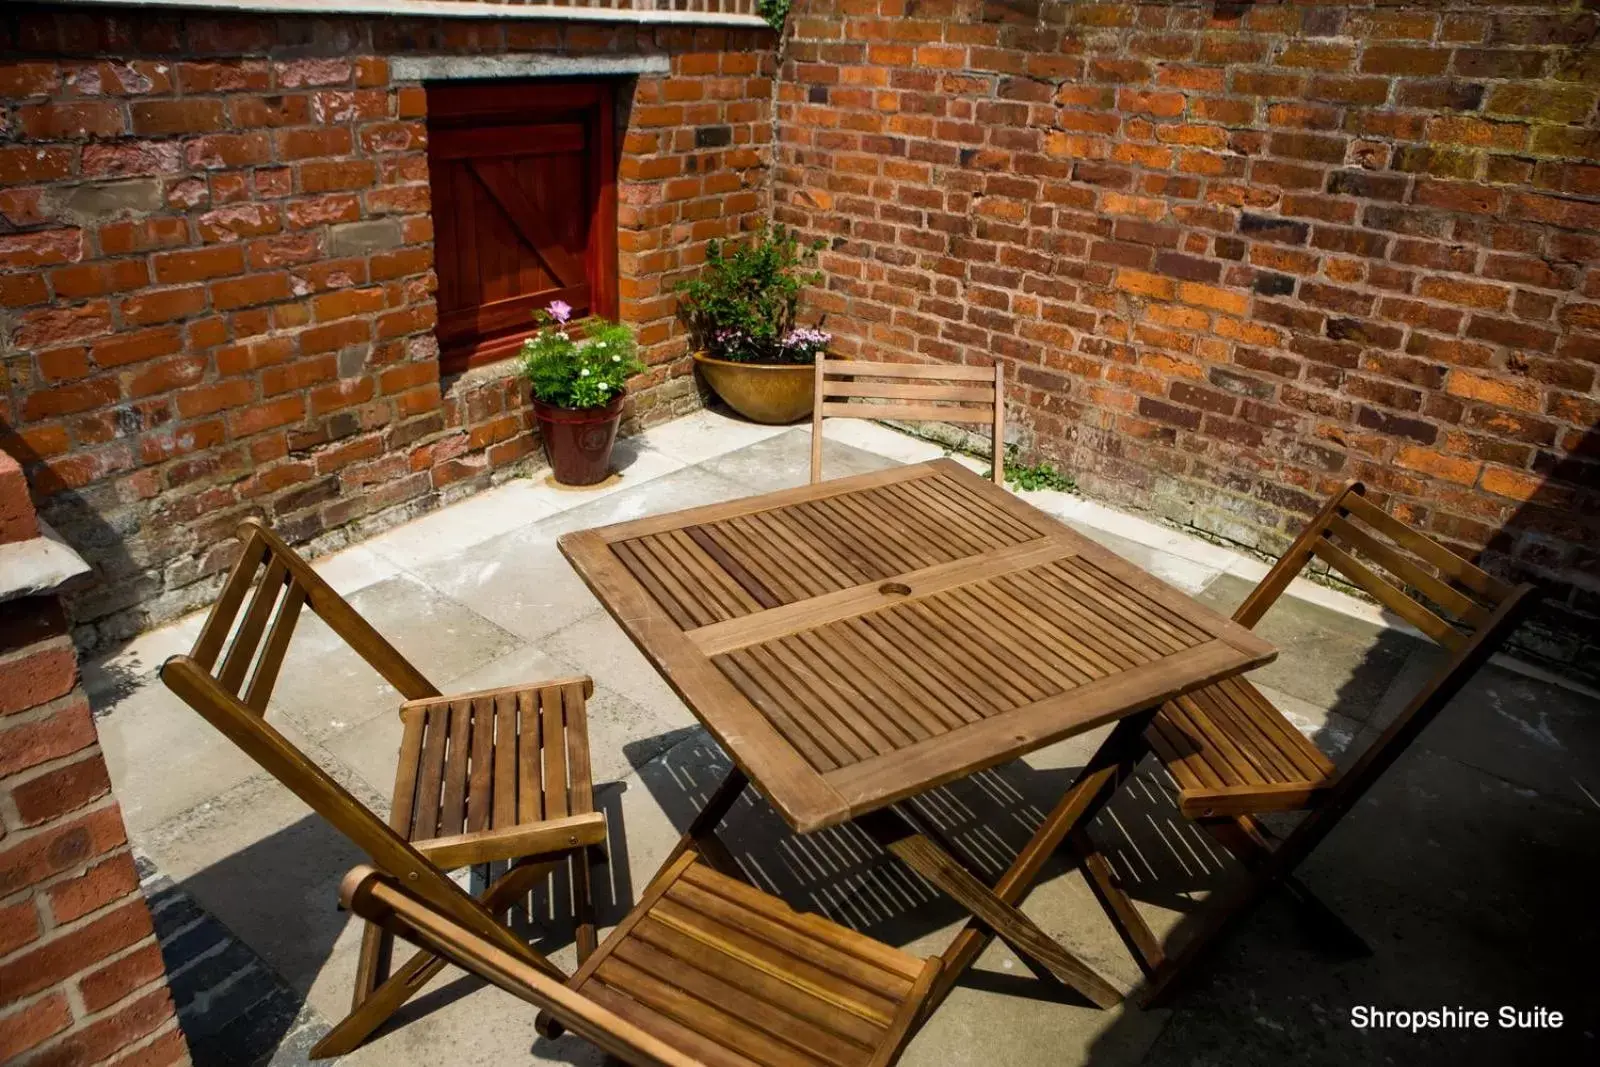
[676,224,831,423]
[518,301,645,486]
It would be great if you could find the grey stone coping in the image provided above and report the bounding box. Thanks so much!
[393,53,673,81]
[0,520,93,603]
[52,0,771,29]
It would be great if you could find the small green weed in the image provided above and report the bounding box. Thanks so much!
[758,0,791,31]
[989,445,1077,493]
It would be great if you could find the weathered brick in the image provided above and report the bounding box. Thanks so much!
[9,752,111,826]
[0,799,125,896]
[0,991,72,1062]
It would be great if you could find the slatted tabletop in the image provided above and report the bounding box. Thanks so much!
[560,459,1276,833]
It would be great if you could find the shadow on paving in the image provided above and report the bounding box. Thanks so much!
[149,783,635,1065]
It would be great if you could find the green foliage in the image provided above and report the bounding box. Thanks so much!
[758,0,791,32]
[991,445,1078,493]
[675,223,828,365]
[517,311,644,410]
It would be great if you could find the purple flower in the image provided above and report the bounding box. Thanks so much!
[781,327,831,352]
[547,300,573,324]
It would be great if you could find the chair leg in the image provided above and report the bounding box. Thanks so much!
[1201,816,1371,960]
[349,922,393,1010]
[310,859,561,1059]
[572,846,598,963]
[1139,804,1361,1008]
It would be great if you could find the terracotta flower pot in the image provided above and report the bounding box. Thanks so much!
[533,394,625,486]
[693,351,814,425]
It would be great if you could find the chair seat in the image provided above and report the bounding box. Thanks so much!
[569,853,936,1067]
[1146,675,1337,819]
[395,679,593,847]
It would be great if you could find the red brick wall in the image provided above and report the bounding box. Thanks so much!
[0,453,189,1066]
[776,0,1600,672]
[0,7,772,649]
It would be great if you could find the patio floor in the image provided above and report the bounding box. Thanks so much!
[87,409,1597,1066]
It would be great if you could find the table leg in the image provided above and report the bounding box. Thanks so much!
[662,766,748,880]
[857,807,1123,1011]
[921,709,1157,1012]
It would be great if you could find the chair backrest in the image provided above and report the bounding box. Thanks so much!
[812,357,1005,485]
[160,518,552,974]
[1234,482,1526,651]
[1238,482,1538,793]
[1229,483,1540,857]
[342,864,703,1067]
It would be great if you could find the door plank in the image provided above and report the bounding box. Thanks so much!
[469,159,586,288]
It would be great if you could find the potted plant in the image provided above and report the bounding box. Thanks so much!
[677,224,831,424]
[519,301,646,486]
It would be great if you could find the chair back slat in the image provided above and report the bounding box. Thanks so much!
[191,530,269,670]
[243,581,307,712]
[821,359,997,381]
[1339,491,1512,602]
[1310,539,1466,650]
[1238,483,1519,653]
[812,357,1006,485]
[1324,516,1491,628]
[818,400,997,424]
[823,380,997,404]
[218,556,290,695]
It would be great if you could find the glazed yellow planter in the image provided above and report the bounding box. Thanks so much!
[692,351,815,425]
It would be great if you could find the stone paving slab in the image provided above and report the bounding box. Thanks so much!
[88,408,1600,1066]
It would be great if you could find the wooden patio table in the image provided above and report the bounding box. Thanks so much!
[559,458,1276,1012]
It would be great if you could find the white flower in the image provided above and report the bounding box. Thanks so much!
[598,383,609,392]
[612,354,620,362]
[580,368,590,376]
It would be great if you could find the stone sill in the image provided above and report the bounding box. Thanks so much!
[0,520,93,604]
[443,351,522,395]
[53,0,772,29]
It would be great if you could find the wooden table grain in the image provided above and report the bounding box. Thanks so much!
[560,457,1277,1009]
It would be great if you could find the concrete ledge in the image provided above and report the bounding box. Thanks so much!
[52,0,772,28]
[394,53,672,81]
[0,520,93,603]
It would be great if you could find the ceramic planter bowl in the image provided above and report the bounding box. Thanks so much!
[692,351,814,425]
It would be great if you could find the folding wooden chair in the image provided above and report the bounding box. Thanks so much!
[812,356,1006,484]
[160,517,607,1057]
[341,847,941,1067]
[1069,483,1538,1006]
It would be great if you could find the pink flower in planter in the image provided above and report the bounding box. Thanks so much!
[547,300,573,324]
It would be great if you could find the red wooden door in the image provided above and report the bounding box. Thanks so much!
[426,81,617,373]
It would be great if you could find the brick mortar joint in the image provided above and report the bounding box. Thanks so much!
[0,686,93,730]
